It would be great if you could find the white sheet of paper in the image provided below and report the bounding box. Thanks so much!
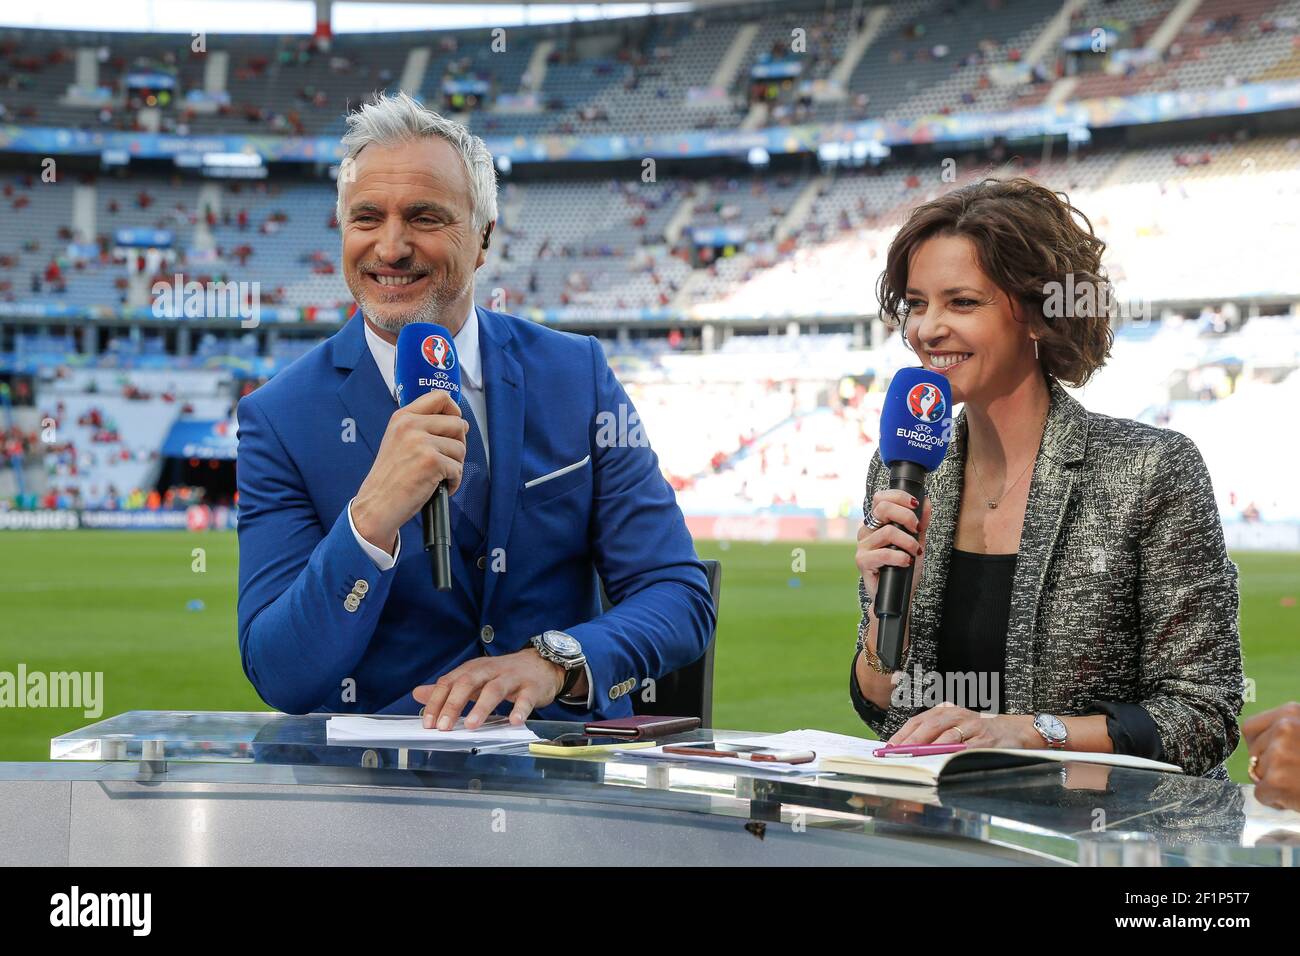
[326,715,540,748]
[615,728,887,775]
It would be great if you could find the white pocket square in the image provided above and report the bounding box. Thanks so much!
[523,455,591,489]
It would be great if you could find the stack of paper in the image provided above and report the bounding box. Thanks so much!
[326,715,540,750]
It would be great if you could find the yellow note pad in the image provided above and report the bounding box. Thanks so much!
[529,740,657,758]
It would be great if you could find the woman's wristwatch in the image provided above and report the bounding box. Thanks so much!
[1033,713,1069,750]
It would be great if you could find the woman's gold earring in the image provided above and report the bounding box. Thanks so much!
[1033,338,1039,360]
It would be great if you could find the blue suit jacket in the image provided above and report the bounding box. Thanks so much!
[235,307,715,718]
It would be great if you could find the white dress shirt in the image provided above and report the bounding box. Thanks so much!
[344,306,593,708]
[362,304,490,462]
[347,303,488,570]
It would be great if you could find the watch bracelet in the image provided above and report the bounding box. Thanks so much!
[857,581,900,675]
[559,663,583,697]
[856,632,891,674]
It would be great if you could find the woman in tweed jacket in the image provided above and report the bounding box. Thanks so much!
[850,178,1243,779]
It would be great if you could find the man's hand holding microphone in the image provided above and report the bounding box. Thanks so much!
[351,389,468,557]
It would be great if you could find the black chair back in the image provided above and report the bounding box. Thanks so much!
[598,559,721,726]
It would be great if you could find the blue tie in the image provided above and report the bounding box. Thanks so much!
[453,395,489,542]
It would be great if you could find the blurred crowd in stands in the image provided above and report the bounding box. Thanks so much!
[0,0,1295,140]
[2,3,1300,529]
[1,483,220,512]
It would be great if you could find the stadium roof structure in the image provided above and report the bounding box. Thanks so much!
[0,0,790,35]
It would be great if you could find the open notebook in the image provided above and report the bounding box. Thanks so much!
[819,748,1183,786]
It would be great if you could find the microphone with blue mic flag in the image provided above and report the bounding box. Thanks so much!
[873,367,954,671]
[395,322,462,592]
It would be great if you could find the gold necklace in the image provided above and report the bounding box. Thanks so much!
[967,411,1048,509]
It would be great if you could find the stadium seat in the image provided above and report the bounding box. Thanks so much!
[600,558,721,725]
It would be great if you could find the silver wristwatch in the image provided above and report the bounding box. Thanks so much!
[1033,713,1068,750]
[530,630,587,701]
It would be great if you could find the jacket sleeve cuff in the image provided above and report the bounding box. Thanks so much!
[1084,700,1166,761]
[347,496,400,571]
[555,663,595,710]
[850,650,890,728]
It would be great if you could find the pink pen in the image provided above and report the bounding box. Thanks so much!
[875,743,969,757]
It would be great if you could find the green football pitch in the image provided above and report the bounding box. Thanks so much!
[0,531,1295,782]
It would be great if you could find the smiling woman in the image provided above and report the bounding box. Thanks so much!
[849,177,1244,779]
[876,176,1114,399]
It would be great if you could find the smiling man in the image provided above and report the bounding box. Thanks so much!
[235,92,714,726]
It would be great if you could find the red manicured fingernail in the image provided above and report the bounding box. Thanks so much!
[910,496,918,507]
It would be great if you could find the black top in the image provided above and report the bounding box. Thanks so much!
[935,548,1015,714]
[851,548,1165,761]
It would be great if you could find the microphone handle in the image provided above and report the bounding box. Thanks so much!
[873,460,928,671]
[423,483,453,592]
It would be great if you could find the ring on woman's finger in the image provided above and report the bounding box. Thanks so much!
[865,508,883,530]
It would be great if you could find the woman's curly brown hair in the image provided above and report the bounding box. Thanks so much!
[876,176,1115,388]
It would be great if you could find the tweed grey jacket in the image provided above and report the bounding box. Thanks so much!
[854,377,1244,778]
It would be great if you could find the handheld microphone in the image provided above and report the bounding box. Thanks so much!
[873,367,953,671]
[395,323,462,592]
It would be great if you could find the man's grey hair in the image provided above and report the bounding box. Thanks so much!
[336,90,498,233]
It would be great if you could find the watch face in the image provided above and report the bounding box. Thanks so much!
[1037,714,1067,741]
[544,631,581,658]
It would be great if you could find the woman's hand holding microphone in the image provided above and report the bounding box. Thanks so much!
[854,489,932,709]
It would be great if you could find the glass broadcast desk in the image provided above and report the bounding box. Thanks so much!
[1,711,1295,866]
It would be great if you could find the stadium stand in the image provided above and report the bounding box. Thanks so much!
[2,0,1298,138]
[1,2,1298,539]
[7,132,1297,317]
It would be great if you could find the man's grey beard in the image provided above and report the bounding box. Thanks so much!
[349,267,474,334]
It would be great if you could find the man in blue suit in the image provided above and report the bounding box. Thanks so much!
[236,92,714,727]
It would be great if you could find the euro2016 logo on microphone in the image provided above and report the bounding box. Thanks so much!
[422,334,456,372]
[907,383,946,424]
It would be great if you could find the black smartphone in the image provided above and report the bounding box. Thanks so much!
[544,734,630,747]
